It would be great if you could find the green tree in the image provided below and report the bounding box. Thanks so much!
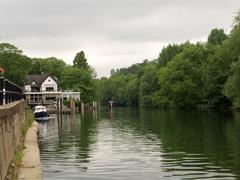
[0,43,32,85]
[0,43,22,54]
[60,67,95,102]
[97,77,115,106]
[30,57,67,79]
[61,51,97,103]
[156,44,206,106]
[203,14,240,106]
[73,51,89,70]
[207,28,228,45]
[139,63,159,106]
[158,43,187,67]
[97,12,240,108]
[125,76,139,106]
[224,59,240,107]
[223,11,240,107]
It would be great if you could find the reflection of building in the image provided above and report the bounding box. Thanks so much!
[24,74,80,106]
[0,66,5,74]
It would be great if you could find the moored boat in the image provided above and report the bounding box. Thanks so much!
[34,106,49,120]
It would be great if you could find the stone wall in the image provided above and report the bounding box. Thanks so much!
[0,100,25,180]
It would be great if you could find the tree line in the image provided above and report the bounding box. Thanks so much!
[1,12,240,108]
[97,12,240,108]
[0,45,97,103]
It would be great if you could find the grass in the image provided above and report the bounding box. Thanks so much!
[12,148,24,179]
[21,110,34,136]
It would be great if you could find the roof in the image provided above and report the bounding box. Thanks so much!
[25,74,57,85]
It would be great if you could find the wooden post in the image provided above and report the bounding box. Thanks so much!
[60,98,63,114]
[93,109,97,120]
[70,98,76,113]
[81,102,84,114]
[109,100,114,110]
[95,101,98,109]
[57,98,60,114]
[93,101,97,109]
[73,99,76,113]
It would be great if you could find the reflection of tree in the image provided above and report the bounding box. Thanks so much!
[39,112,99,172]
[39,109,240,178]
[225,112,240,175]
[75,112,98,163]
[155,110,239,178]
[108,108,240,178]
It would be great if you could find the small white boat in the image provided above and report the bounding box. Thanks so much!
[34,106,49,121]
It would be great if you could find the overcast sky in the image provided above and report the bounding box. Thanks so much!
[0,0,239,77]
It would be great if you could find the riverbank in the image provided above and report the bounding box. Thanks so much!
[18,121,42,180]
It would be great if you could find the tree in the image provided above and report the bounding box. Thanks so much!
[60,67,95,102]
[223,11,240,107]
[0,43,32,85]
[30,57,67,79]
[97,77,115,106]
[139,63,159,106]
[203,15,240,106]
[73,51,89,70]
[224,59,240,107]
[125,76,139,106]
[232,10,240,32]
[157,43,187,67]
[207,28,228,45]
[61,51,97,103]
[0,43,22,54]
[156,44,206,106]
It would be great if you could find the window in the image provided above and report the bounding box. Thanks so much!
[31,87,40,92]
[46,96,56,101]
[46,87,54,91]
[30,94,42,103]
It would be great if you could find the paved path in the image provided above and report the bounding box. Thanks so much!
[18,121,43,180]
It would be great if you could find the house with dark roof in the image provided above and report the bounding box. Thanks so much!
[24,74,80,107]
[24,74,59,105]
[25,74,58,92]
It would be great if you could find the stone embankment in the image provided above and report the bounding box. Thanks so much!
[18,121,42,180]
[0,100,25,180]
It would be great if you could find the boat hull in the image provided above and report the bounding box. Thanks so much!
[34,111,49,118]
[35,116,51,122]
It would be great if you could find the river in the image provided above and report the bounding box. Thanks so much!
[38,108,240,179]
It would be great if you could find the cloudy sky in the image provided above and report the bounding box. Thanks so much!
[0,0,239,77]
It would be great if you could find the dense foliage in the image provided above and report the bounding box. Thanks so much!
[0,45,97,103]
[1,12,240,108]
[97,13,240,108]
[0,43,32,84]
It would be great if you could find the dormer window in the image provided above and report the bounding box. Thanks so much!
[46,87,54,91]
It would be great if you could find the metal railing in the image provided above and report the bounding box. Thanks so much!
[0,77,24,105]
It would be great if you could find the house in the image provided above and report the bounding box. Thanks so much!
[25,74,58,92]
[24,74,60,105]
[24,74,80,107]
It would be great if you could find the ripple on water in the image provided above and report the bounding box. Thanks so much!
[38,112,239,180]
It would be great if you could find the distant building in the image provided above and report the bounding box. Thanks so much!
[24,74,80,106]
[25,74,58,92]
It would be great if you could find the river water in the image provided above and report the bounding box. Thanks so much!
[38,108,240,179]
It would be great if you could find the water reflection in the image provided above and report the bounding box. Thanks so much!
[38,109,240,179]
